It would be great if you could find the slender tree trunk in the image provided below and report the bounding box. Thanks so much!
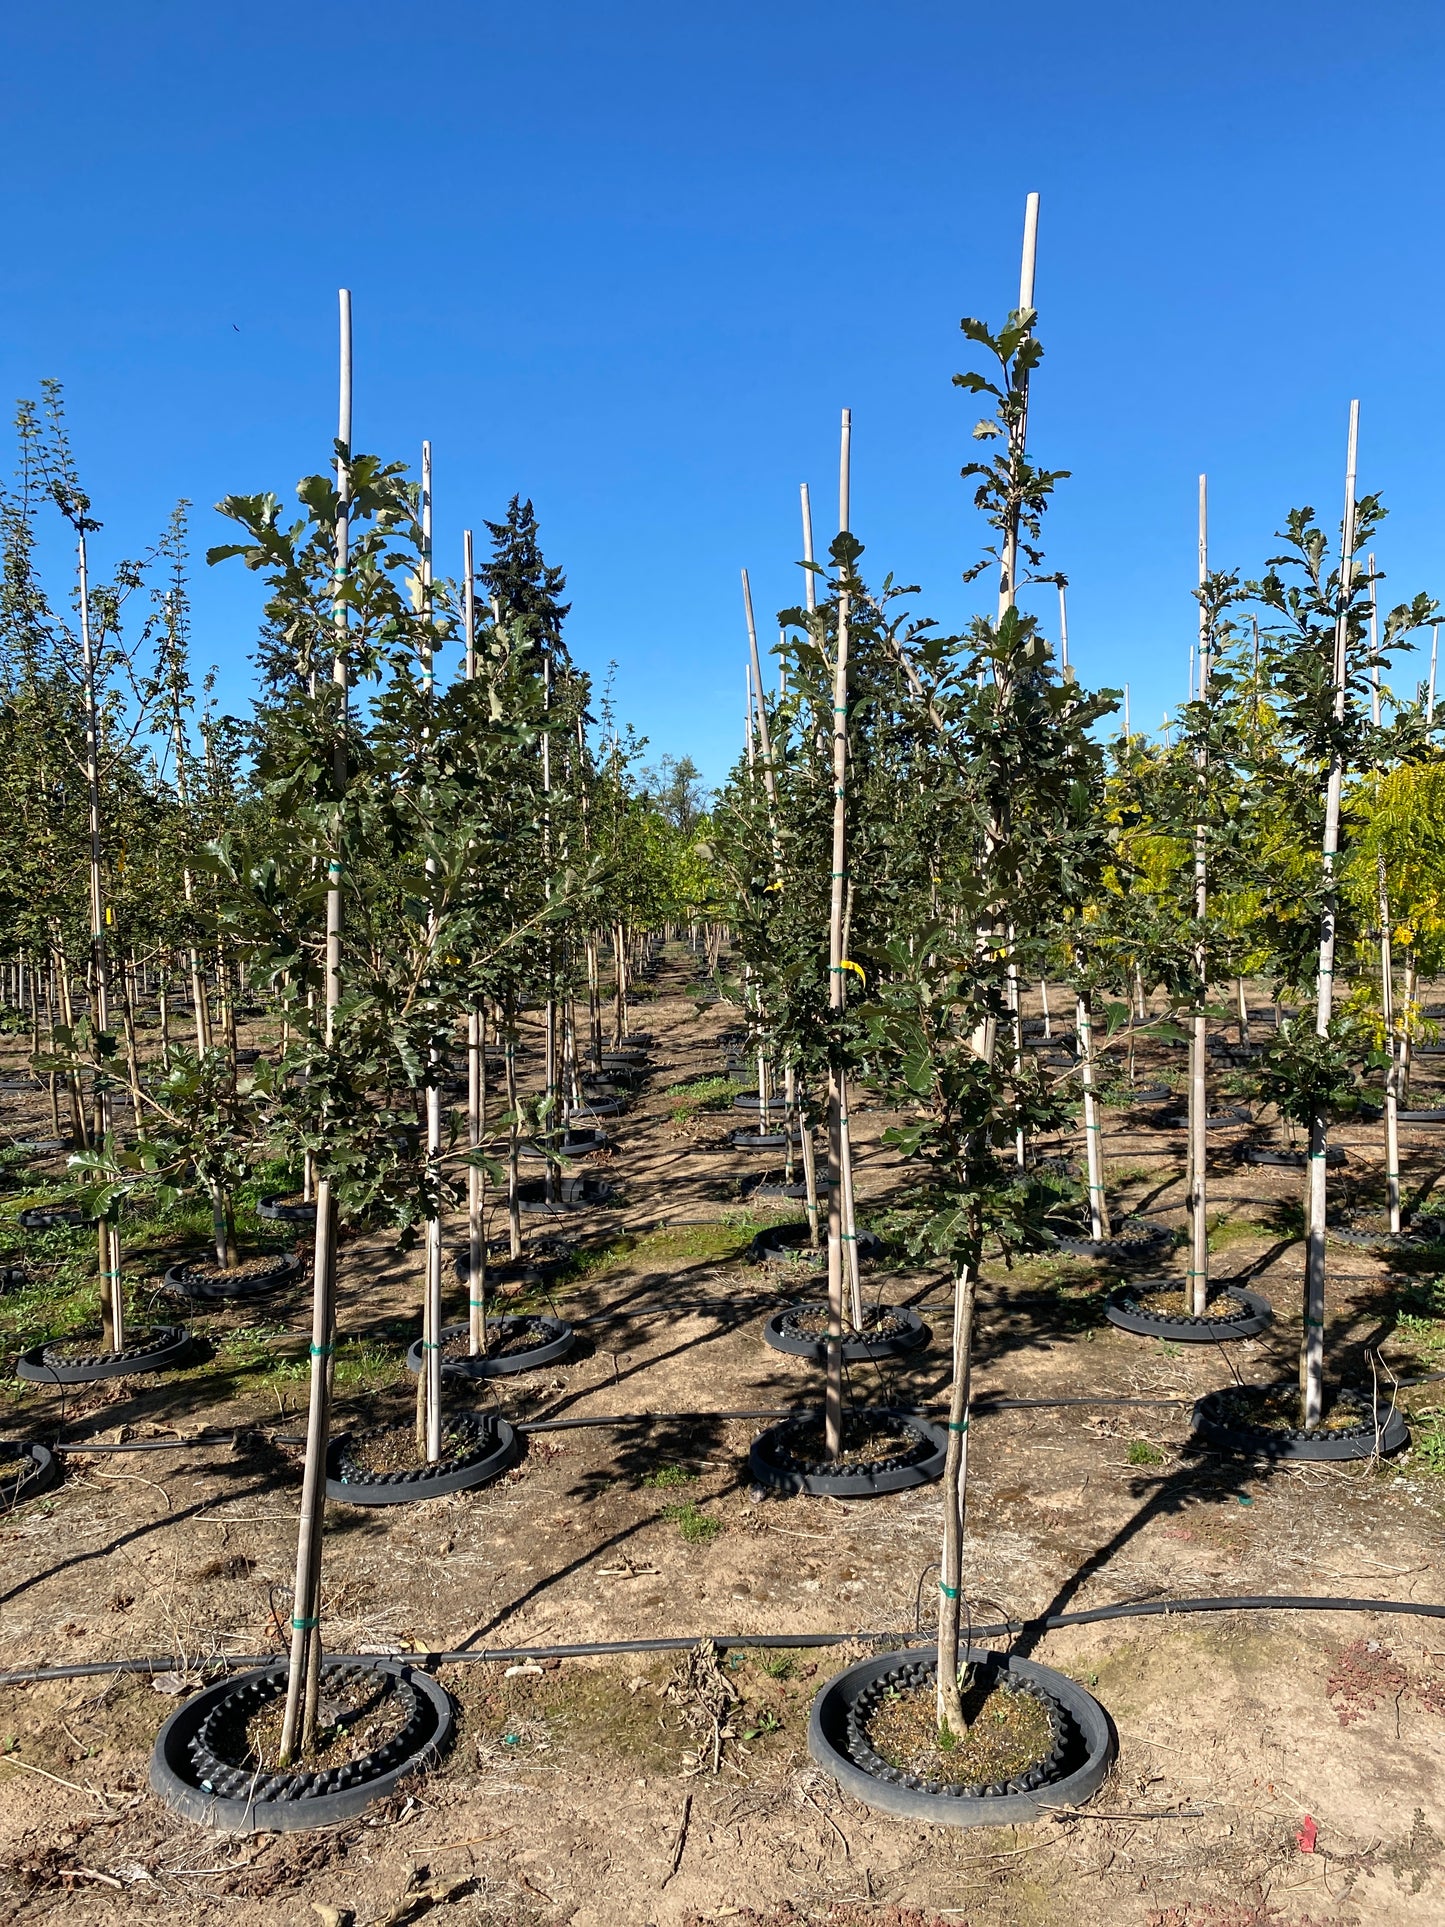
[1401,953,1417,1107]
[1235,978,1249,1043]
[936,1259,978,1736]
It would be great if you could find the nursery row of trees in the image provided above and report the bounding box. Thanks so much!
[705,203,1445,1733]
[0,353,727,1753]
[6,218,1445,1761]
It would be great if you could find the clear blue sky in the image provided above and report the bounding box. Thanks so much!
[3,3,1443,788]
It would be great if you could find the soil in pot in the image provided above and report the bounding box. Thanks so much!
[780,1305,911,1341]
[346,1418,490,1478]
[206,1666,413,1778]
[1213,1384,1377,1436]
[169,1253,296,1289]
[771,1410,932,1473]
[436,1317,555,1362]
[1121,1287,1241,1320]
[863,1670,1058,1787]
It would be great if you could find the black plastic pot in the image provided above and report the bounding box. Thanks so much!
[163,1251,303,1301]
[1127,1086,1174,1106]
[518,1130,608,1161]
[516,1176,617,1216]
[1326,1219,1445,1254]
[15,1324,193,1384]
[1104,1281,1272,1341]
[17,1205,90,1231]
[619,1032,653,1048]
[728,1127,804,1152]
[586,1066,645,1091]
[1243,1145,1345,1169]
[749,1222,884,1266]
[763,1304,929,1363]
[258,1193,317,1224]
[0,1442,59,1508]
[1191,1385,1410,1460]
[1397,1107,1445,1124]
[749,1409,946,1497]
[600,1051,649,1071]
[0,1266,25,1292]
[733,1092,790,1114]
[326,1414,519,1504]
[149,1657,455,1831]
[1047,1219,1171,1263]
[808,1646,1113,1824]
[404,1315,574,1379]
[12,1138,73,1156]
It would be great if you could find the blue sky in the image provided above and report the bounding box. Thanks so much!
[2,2,1443,788]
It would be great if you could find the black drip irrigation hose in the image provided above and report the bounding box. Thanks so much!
[2,1594,1443,1689]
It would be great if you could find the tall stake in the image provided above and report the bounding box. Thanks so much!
[463,530,488,1349]
[1057,577,1072,680]
[1302,399,1359,1428]
[998,192,1040,620]
[824,411,853,1457]
[1188,475,1211,1314]
[74,510,124,1351]
[418,442,444,1460]
[1369,561,1401,1234]
[795,485,822,1245]
[280,289,351,1764]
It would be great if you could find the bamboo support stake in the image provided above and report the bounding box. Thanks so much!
[462,530,488,1352]
[743,572,783,1149]
[69,488,125,1351]
[796,486,822,1243]
[279,287,351,1765]
[1302,399,1359,1429]
[1057,577,1072,680]
[1429,624,1439,721]
[824,409,853,1458]
[1077,988,1110,1241]
[419,441,444,1462]
[1369,560,1402,1235]
[1189,475,1211,1315]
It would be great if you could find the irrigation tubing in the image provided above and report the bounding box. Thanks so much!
[2,1594,1444,1689]
[39,1369,1445,1455]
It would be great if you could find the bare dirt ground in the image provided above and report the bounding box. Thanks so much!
[0,953,1441,1925]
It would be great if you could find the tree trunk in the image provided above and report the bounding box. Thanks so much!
[936,1260,978,1737]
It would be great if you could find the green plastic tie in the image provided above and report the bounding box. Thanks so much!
[291,1614,320,1631]
[309,1342,335,1358]
[948,1418,969,1434]
[1304,1315,1326,1329]
[938,1582,960,1599]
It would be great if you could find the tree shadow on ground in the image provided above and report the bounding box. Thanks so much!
[1009,1442,1286,1664]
